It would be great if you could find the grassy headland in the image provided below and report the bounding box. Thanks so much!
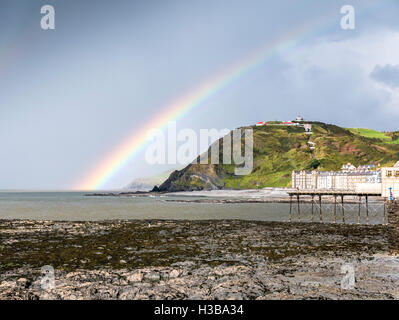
[158,122,399,191]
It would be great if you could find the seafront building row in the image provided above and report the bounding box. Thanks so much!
[292,162,399,198]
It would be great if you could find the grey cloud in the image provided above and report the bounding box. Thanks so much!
[370,64,399,89]
[2,0,399,189]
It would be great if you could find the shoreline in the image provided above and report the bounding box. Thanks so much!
[1,219,397,300]
[85,188,385,204]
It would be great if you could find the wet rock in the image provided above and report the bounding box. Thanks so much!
[127,272,143,283]
[0,219,394,300]
[145,272,160,282]
[169,269,181,278]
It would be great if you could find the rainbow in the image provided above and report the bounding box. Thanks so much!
[74,2,388,190]
[74,17,330,190]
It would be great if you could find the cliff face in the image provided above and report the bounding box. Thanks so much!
[157,122,399,192]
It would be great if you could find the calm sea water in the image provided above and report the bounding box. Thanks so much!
[0,192,385,224]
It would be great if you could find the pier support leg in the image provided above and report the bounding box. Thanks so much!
[366,196,369,225]
[311,196,314,222]
[319,195,323,223]
[297,194,301,222]
[341,195,345,224]
[358,196,361,225]
[334,196,337,224]
[289,195,293,222]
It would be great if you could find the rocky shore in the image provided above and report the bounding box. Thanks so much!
[0,219,398,300]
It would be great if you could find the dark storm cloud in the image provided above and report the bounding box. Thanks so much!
[1,0,399,189]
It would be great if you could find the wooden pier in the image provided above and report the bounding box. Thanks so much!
[287,190,386,224]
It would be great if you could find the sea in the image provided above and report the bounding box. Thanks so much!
[0,191,386,224]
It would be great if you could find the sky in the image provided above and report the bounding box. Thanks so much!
[1,0,399,190]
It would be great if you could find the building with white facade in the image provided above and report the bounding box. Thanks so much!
[341,163,357,172]
[291,162,399,199]
[381,162,399,198]
[292,166,381,191]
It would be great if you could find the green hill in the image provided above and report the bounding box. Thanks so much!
[157,122,399,192]
[347,128,399,144]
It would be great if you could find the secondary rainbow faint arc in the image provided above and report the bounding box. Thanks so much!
[74,13,338,190]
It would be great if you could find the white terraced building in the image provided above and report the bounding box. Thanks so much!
[292,161,399,198]
[291,170,381,191]
[381,161,399,198]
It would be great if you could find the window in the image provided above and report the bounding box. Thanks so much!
[395,171,399,177]
[387,171,392,177]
